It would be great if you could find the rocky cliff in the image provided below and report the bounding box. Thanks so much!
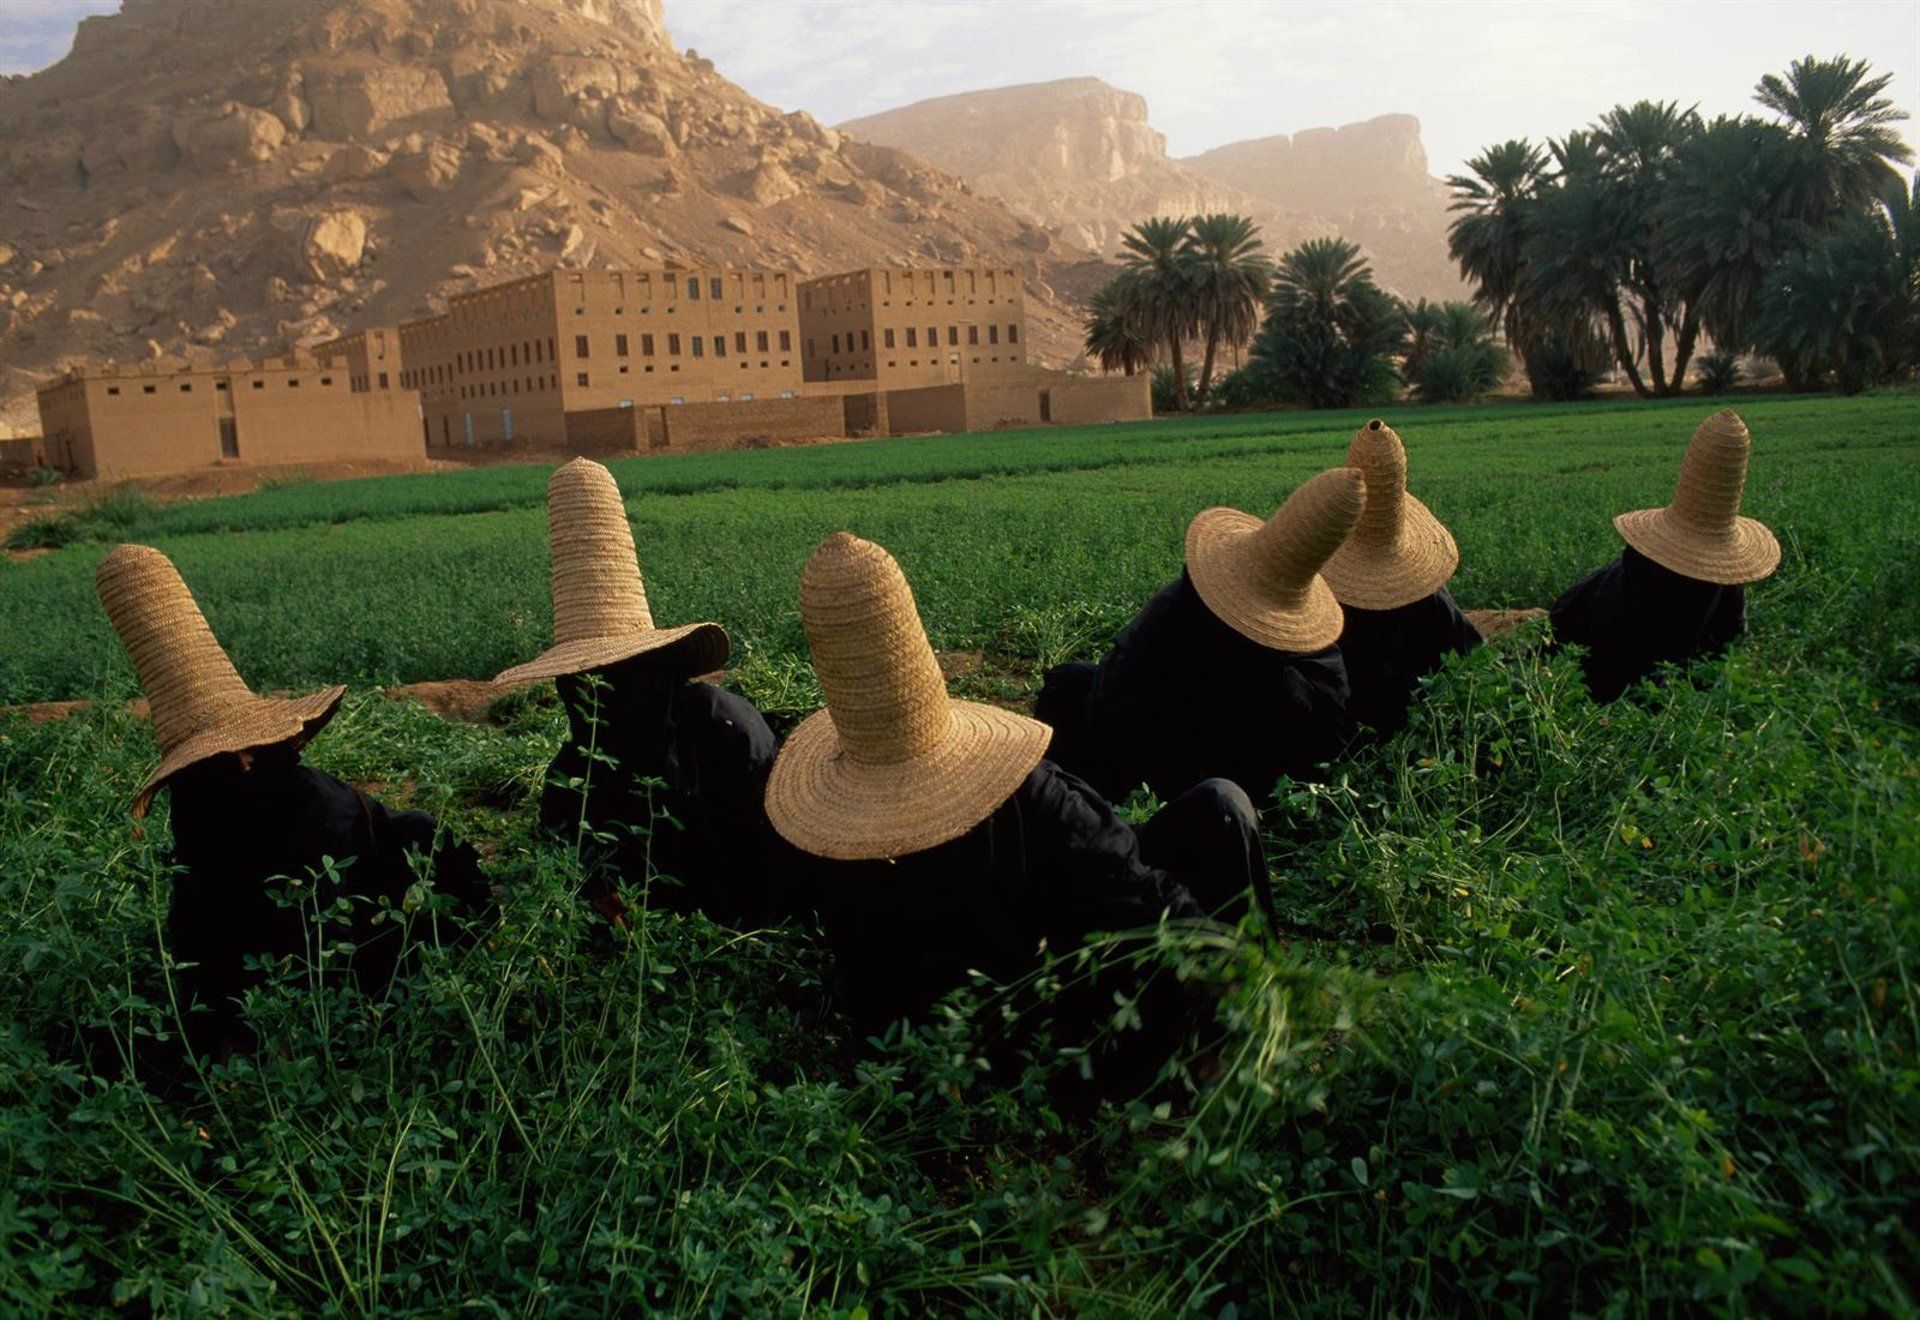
[840,79,1462,304]
[0,0,1084,434]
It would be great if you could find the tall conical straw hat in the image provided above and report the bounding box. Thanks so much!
[1184,467,1367,652]
[95,544,344,817]
[1319,418,1459,609]
[766,533,1051,862]
[1613,409,1780,585]
[495,457,728,685]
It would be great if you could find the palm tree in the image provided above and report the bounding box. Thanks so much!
[1654,116,1806,352]
[1594,99,1703,394]
[1118,216,1199,410]
[1181,213,1271,407]
[1756,55,1915,229]
[1446,139,1547,347]
[1520,174,1650,396]
[1251,237,1407,408]
[1083,276,1155,377]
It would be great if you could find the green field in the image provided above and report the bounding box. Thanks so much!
[3,396,1918,1312]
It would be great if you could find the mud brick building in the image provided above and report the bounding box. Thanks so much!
[312,327,407,393]
[800,266,1029,388]
[411,266,805,450]
[32,362,425,480]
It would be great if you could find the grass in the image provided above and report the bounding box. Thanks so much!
[1,395,1917,1312]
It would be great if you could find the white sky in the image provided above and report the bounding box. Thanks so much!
[4,0,1915,175]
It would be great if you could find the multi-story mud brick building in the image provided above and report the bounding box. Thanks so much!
[25,263,1151,479]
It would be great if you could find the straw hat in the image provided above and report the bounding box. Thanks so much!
[1184,467,1367,652]
[495,458,727,685]
[1613,409,1780,585]
[765,533,1051,862]
[95,544,344,816]
[1320,418,1459,609]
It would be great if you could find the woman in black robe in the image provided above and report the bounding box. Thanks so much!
[1036,468,1366,809]
[97,543,492,1061]
[766,533,1271,1088]
[1551,409,1779,702]
[499,457,791,927]
[1319,419,1480,735]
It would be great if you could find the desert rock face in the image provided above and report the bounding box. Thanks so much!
[0,0,1087,434]
[841,79,1463,303]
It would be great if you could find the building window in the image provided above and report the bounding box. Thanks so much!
[215,381,228,392]
[577,372,590,387]
[714,336,726,358]
[642,333,655,356]
[883,328,895,349]
[709,277,723,299]
[988,325,999,345]
[756,330,769,352]
[1009,324,1020,344]
[860,330,870,350]
[670,395,685,404]
[575,335,590,359]
[692,337,704,358]
[180,383,193,392]
[289,378,300,388]
[107,386,120,396]
[780,331,792,352]
[905,328,917,348]
[930,326,938,347]
[948,326,958,346]
[968,325,980,345]
[780,389,796,399]
[378,372,389,388]
[143,384,157,394]
[616,333,629,357]
[735,331,747,354]
[687,277,700,300]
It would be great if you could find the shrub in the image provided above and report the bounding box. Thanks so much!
[1404,302,1507,402]
[1248,238,1406,409]
[1524,333,1601,401]
[1696,349,1742,393]
[1207,362,1281,410]
[1410,341,1506,403]
[27,465,63,488]
[1149,363,1195,415]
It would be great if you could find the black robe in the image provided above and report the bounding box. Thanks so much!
[1037,572,1353,807]
[540,661,790,927]
[1339,586,1482,734]
[166,747,493,1058]
[807,764,1267,1085]
[1549,546,1748,702]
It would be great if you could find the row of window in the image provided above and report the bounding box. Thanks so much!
[104,377,331,396]
[574,330,794,360]
[814,323,1018,357]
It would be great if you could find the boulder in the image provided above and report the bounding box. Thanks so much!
[720,215,753,235]
[277,208,368,281]
[608,104,675,157]
[172,104,287,167]
[391,138,463,200]
[531,56,622,120]
[320,143,390,181]
[744,161,800,206]
[306,67,452,140]
[273,89,311,135]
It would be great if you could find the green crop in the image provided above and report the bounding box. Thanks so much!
[1,394,1916,1312]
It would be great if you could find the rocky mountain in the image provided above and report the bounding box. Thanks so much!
[0,0,1087,435]
[839,79,1463,305]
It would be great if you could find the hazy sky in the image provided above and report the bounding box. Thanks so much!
[5,0,1915,176]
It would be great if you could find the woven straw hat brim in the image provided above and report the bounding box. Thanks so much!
[765,700,1051,861]
[1320,492,1460,609]
[493,620,729,686]
[135,684,345,816]
[1185,507,1346,652]
[1613,509,1781,585]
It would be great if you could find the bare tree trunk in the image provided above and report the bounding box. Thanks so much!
[1170,333,1190,411]
[1644,295,1672,397]
[1670,307,1701,393]
[1194,327,1220,408]
[1605,300,1652,398]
